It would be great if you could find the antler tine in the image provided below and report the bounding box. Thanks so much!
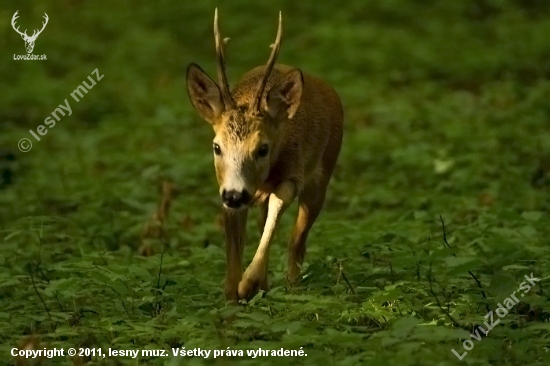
[11,10,28,37]
[34,13,49,37]
[251,11,283,113]
[214,8,235,110]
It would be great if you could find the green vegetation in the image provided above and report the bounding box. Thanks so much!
[1,0,550,364]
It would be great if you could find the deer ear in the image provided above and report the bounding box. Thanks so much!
[265,69,303,122]
[186,63,224,124]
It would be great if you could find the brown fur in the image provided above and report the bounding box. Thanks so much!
[238,64,342,202]
[186,18,343,302]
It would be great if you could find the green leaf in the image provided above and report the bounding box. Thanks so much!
[521,211,543,221]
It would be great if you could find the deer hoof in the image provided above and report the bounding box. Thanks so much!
[238,276,268,300]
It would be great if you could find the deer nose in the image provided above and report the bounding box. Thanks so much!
[222,189,250,209]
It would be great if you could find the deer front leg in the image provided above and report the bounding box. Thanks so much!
[223,207,248,302]
[238,180,295,300]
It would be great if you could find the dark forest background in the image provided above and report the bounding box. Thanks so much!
[1,0,550,365]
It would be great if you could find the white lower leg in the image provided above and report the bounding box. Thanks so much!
[239,181,295,297]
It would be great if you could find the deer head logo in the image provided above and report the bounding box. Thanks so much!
[11,11,49,54]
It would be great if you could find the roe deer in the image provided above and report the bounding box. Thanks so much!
[186,9,343,301]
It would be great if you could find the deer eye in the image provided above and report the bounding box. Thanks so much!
[257,144,269,158]
[213,143,221,156]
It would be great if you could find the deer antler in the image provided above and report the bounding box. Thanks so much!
[30,13,49,40]
[251,11,283,114]
[214,8,235,110]
[11,11,48,40]
[11,11,29,38]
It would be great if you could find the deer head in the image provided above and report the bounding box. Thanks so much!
[11,11,49,54]
[186,9,303,210]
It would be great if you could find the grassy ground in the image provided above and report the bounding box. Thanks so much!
[1,0,550,365]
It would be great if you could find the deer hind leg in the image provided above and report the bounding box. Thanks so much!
[287,177,329,283]
[238,180,295,300]
[223,208,248,302]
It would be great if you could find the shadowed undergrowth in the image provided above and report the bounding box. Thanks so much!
[1,0,550,365]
